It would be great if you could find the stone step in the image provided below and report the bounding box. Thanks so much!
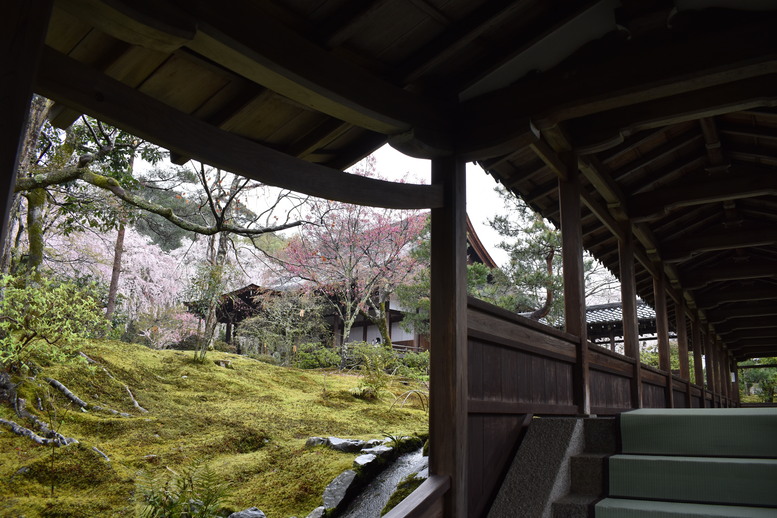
[583,417,618,454]
[619,408,777,458]
[552,494,597,518]
[608,455,777,507]
[595,498,777,518]
[570,453,608,496]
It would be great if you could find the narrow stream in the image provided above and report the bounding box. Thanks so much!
[338,448,428,518]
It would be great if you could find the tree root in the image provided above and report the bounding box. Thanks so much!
[45,378,131,417]
[125,385,148,413]
[92,446,110,461]
[15,398,78,446]
[0,417,78,447]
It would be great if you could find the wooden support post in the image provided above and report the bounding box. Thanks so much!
[430,156,467,518]
[676,299,690,380]
[692,319,704,407]
[0,0,53,251]
[732,358,741,405]
[653,273,673,407]
[704,332,714,396]
[559,165,589,415]
[619,229,642,409]
[675,299,691,407]
[719,345,729,405]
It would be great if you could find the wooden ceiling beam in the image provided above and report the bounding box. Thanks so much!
[716,317,777,336]
[397,0,531,85]
[661,225,777,263]
[629,166,777,222]
[570,74,777,153]
[55,0,197,53]
[697,284,777,311]
[719,121,777,141]
[35,47,442,209]
[611,132,703,183]
[454,0,602,95]
[681,259,777,289]
[462,10,777,136]
[321,0,392,48]
[62,0,452,135]
[707,304,777,324]
[189,3,454,135]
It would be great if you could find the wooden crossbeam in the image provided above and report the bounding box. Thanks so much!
[707,304,777,324]
[630,166,777,221]
[661,225,777,263]
[35,47,443,209]
[461,10,777,141]
[681,259,777,289]
[570,74,777,152]
[697,285,776,311]
[57,0,452,135]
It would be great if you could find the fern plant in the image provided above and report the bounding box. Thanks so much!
[137,462,229,518]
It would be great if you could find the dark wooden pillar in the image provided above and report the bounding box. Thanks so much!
[692,319,704,387]
[653,273,673,407]
[719,350,731,406]
[1,0,53,250]
[675,298,691,407]
[692,319,704,407]
[732,359,741,405]
[559,165,589,415]
[705,331,715,403]
[430,156,467,518]
[676,299,690,380]
[619,230,642,409]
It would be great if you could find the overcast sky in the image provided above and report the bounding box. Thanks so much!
[371,144,508,266]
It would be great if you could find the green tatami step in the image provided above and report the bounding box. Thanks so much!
[619,408,777,458]
[596,498,777,518]
[609,455,777,507]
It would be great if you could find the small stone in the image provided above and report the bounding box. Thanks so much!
[361,444,393,457]
[328,436,365,453]
[323,469,357,509]
[305,506,326,518]
[354,453,377,467]
[305,436,327,448]
[228,508,266,518]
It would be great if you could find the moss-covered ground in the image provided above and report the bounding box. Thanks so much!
[0,340,428,517]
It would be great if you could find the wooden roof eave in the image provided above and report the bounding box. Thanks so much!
[35,47,443,210]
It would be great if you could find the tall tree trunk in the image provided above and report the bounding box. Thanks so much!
[4,96,51,274]
[529,249,555,320]
[105,222,125,320]
[196,231,229,361]
[24,188,46,274]
[365,301,392,348]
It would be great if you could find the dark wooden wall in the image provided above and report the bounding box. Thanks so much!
[464,297,733,517]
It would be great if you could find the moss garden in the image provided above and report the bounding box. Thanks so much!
[0,340,428,517]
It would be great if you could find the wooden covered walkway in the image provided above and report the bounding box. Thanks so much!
[4,1,777,516]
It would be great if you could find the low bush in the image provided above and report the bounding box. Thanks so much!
[294,343,340,369]
[0,274,108,373]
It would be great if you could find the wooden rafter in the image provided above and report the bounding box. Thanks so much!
[629,166,777,221]
[35,47,443,209]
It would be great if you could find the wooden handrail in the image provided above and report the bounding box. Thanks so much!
[383,474,451,518]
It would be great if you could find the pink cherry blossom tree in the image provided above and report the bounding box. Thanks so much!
[271,158,426,359]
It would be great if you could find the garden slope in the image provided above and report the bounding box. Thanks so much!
[0,340,428,517]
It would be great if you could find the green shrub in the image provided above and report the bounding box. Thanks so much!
[137,462,229,518]
[294,343,340,369]
[249,353,280,365]
[347,342,395,400]
[395,351,429,380]
[0,274,108,373]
